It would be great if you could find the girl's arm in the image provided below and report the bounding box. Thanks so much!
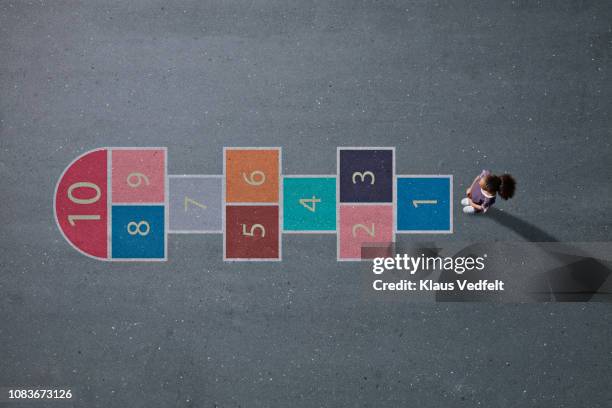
[466,175,481,194]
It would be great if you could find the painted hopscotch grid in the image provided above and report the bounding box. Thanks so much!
[55,147,454,263]
[109,147,168,262]
[394,175,453,234]
[336,147,396,262]
[167,175,223,234]
[282,175,337,234]
[223,147,282,262]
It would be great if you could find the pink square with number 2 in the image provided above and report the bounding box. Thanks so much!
[339,204,394,260]
[112,149,166,203]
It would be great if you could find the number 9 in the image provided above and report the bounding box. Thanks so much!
[127,172,150,188]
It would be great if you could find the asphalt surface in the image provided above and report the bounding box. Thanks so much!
[1,1,611,406]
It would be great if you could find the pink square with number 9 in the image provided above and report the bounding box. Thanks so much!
[339,204,394,260]
[111,148,166,203]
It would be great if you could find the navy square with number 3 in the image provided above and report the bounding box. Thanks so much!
[339,149,393,203]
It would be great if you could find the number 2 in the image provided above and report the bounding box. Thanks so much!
[352,223,375,237]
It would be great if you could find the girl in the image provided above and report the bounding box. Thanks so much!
[462,170,516,214]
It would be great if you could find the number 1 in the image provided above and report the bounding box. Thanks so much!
[68,214,101,226]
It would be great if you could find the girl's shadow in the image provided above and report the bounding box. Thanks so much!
[485,208,611,301]
[435,208,611,301]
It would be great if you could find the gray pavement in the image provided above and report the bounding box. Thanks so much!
[1,1,611,406]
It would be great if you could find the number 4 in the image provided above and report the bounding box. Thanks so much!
[299,196,321,212]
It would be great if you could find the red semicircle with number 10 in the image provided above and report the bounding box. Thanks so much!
[54,148,109,260]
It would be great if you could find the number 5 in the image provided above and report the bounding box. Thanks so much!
[242,223,266,238]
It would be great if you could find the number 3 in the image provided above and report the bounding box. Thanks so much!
[352,171,375,185]
[242,223,265,238]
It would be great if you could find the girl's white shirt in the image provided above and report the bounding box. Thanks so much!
[481,189,495,198]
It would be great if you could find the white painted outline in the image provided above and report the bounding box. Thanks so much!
[107,149,113,259]
[394,174,454,234]
[53,148,110,261]
[223,147,282,262]
[336,147,396,262]
[167,174,223,234]
[281,175,337,234]
[56,147,454,263]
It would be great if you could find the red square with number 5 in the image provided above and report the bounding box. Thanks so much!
[112,148,166,203]
[225,205,279,260]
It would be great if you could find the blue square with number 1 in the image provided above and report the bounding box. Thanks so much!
[396,177,452,232]
[112,205,165,259]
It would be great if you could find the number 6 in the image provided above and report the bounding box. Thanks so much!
[242,170,266,186]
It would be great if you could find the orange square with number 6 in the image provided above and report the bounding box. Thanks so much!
[225,148,279,203]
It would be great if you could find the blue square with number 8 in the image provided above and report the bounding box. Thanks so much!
[283,177,336,231]
[112,205,165,259]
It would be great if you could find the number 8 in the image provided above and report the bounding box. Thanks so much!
[127,221,150,236]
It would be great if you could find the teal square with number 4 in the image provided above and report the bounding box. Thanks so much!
[283,177,336,231]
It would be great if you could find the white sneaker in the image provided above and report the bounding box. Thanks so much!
[463,206,476,214]
[461,198,470,206]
